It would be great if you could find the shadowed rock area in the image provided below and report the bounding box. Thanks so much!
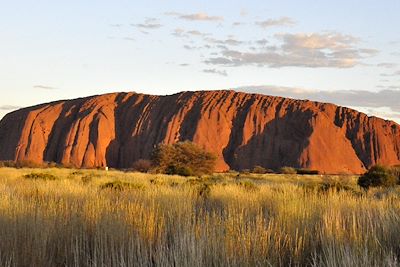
[0,90,399,174]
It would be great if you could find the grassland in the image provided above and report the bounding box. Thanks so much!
[0,168,399,266]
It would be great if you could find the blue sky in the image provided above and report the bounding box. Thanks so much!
[0,0,399,122]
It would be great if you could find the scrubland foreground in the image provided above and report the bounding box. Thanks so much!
[0,168,400,266]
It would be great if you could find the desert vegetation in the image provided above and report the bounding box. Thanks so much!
[358,164,400,189]
[151,141,216,176]
[0,167,400,266]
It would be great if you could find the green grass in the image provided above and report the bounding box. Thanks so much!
[0,167,399,266]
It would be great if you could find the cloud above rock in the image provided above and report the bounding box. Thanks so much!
[205,32,378,68]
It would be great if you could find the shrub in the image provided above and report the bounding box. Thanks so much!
[152,141,216,176]
[252,166,267,174]
[132,159,153,173]
[165,165,194,177]
[101,181,145,191]
[16,160,45,168]
[23,173,57,180]
[296,169,320,175]
[280,166,297,174]
[358,165,398,189]
[0,161,17,168]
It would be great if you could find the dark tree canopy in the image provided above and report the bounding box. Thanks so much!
[358,165,398,189]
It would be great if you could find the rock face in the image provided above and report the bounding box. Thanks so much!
[0,90,399,173]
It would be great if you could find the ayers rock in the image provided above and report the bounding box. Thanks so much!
[0,90,399,174]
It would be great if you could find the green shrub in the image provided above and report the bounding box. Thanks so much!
[358,165,398,189]
[280,166,297,174]
[152,141,216,176]
[23,173,57,180]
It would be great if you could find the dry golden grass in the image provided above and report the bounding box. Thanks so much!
[0,167,399,266]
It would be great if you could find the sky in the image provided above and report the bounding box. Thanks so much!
[0,0,399,123]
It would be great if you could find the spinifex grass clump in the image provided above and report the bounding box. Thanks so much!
[23,172,57,180]
[101,180,145,191]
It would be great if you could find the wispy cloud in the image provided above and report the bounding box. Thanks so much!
[204,37,243,46]
[132,18,162,29]
[381,70,400,77]
[256,17,296,28]
[166,12,223,22]
[0,105,21,111]
[377,62,397,68]
[183,45,197,50]
[255,39,268,46]
[110,24,123,28]
[33,85,57,90]
[205,32,378,68]
[203,68,227,76]
[171,28,210,38]
[232,22,245,26]
[187,30,210,37]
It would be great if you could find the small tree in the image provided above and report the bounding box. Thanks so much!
[358,165,398,190]
[152,141,216,176]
